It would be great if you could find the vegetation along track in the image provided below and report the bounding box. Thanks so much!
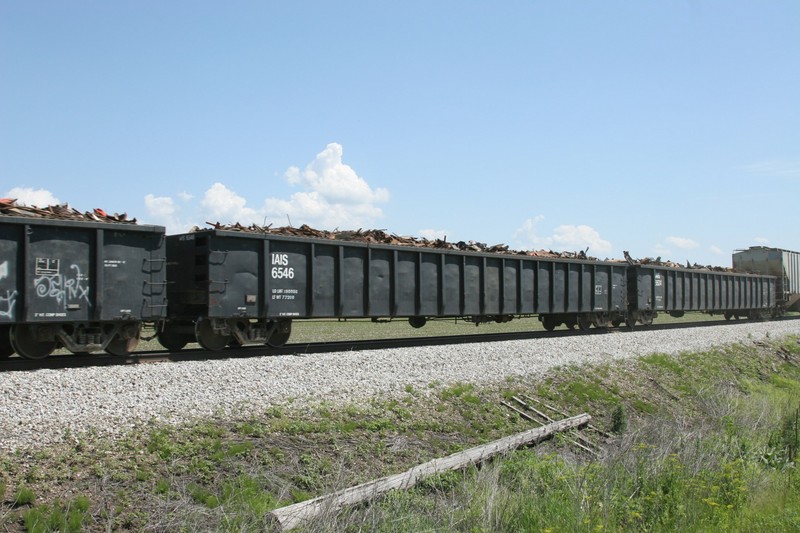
[1,322,799,530]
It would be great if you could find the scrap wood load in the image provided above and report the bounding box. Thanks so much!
[199,221,599,260]
[623,250,733,272]
[0,198,137,224]
[200,221,733,272]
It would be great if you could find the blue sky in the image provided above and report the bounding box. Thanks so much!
[2,1,798,266]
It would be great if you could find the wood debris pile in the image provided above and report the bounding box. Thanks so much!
[0,199,137,224]
[198,221,598,260]
[623,250,733,272]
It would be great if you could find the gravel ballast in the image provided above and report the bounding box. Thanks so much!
[1,320,799,452]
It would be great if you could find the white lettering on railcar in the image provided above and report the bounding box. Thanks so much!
[270,254,294,279]
[271,288,298,301]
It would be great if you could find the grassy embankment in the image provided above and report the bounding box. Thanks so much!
[1,320,799,531]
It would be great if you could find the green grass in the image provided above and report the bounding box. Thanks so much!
[3,334,800,531]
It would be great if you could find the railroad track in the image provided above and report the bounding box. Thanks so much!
[1,316,796,373]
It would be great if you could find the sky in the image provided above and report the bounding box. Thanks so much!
[2,1,799,267]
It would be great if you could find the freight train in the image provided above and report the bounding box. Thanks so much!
[0,208,797,360]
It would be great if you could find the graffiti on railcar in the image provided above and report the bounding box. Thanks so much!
[0,260,16,320]
[33,258,90,308]
[0,290,16,320]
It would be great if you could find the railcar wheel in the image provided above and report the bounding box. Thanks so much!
[565,316,577,330]
[592,313,609,329]
[724,311,733,321]
[158,326,190,352]
[105,324,141,356]
[10,324,57,360]
[625,314,637,329]
[408,316,427,329]
[0,326,14,359]
[105,334,140,356]
[195,319,229,352]
[541,315,558,331]
[577,314,592,332]
[611,318,622,328]
[640,311,655,326]
[267,320,292,348]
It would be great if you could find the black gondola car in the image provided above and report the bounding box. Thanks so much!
[627,264,776,323]
[160,229,628,350]
[0,216,167,359]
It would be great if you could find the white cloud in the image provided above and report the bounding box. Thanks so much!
[665,236,699,249]
[419,229,448,240]
[144,194,176,218]
[6,187,60,207]
[514,216,612,255]
[709,245,723,255]
[513,216,547,247]
[754,236,770,244]
[551,225,612,254]
[284,143,389,205]
[201,182,260,224]
[144,194,191,233]
[266,143,389,228]
[139,144,387,232]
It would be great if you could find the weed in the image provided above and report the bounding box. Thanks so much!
[631,399,656,414]
[610,404,627,434]
[13,486,35,506]
[219,475,281,530]
[20,496,91,533]
[641,353,685,375]
[154,478,170,495]
[188,483,219,508]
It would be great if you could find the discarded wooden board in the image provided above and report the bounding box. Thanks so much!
[268,413,591,531]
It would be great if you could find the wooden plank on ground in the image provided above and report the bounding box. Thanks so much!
[268,413,591,531]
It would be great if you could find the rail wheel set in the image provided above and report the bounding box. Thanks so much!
[1,213,797,360]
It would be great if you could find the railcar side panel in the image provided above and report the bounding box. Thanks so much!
[267,240,308,318]
[368,249,392,316]
[442,255,461,315]
[0,217,166,324]
[168,230,629,324]
[520,261,536,314]
[311,244,336,316]
[0,224,20,324]
[462,256,480,315]
[630,265,775,313]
